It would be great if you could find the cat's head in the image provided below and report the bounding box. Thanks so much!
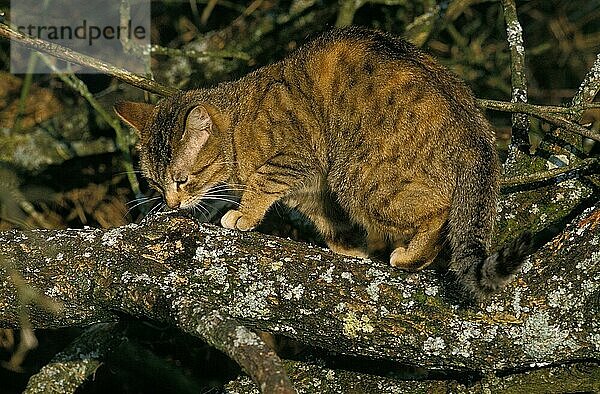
[114,93,233,210]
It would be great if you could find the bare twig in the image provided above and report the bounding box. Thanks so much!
[0,253,62,372]
[404,1,451,47]
[569,52,600,121]
[38,55,142,197]
[500,0,529,145]
[200,0,219,25]
[477,99,600,115]
[501,157,599,191]
[478,99,600,143]
[150,45,251,61]
[335,0,367,27]
[0,22,177,96]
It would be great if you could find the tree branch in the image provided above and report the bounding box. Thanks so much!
[501,157,599,192]
[225,360,600,393]
[24,323,124,394]
[570,52,600,118]
[478,99,600,143]
[0,206,598,375]
[500,0,529,145]
[193,310,296,393]
[0,22,177,96]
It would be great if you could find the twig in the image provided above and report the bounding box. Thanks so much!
[478,99,600,143]
[38,55,143,198]
[200,0,219,25]
[241,0,265,18]
[12,53,38,133]
[192,310,296,393]
[0,22,177,96]
[500,0,529,145]
[501,157,599,192]
[477,99,600,115]
[404,1,450,47]
[0,253,62,372]
[119,0,133,54]
[150,44,251,61]
[335,0,366,27]
[569,52,600,121]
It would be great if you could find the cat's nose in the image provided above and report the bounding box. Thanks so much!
[165,193,181,209]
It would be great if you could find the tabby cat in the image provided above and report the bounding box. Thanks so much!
[115,27,530,299]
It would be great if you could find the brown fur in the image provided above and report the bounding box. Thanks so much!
[115,27,529,298]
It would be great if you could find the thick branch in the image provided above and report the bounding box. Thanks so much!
[193,310,296,393]
[570,52,600,117]
[226,360,600,393]
[0,205,598,373]
[24,323,124,394]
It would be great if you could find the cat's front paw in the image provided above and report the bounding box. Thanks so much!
[221,210,256,231]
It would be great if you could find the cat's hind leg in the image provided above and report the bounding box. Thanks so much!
[389,211,447,271]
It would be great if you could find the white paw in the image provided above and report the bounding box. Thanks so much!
[221,210,255,231]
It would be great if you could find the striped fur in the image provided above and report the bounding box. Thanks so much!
[115,27,530,299]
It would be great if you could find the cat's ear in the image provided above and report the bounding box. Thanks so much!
[114,101,154,139]
[181,105,212,148]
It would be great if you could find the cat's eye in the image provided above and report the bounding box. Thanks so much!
[174,176,189,189]
[147,179,163,192]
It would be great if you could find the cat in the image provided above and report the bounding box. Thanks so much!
[114,27,531,299]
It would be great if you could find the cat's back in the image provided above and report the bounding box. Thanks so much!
[293,27,476,109]
[278,28,492,172]
[284,27,487,145]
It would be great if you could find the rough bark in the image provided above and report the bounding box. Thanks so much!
[24,323,124,394]
[226,360,600,393]
[1,200,598,377]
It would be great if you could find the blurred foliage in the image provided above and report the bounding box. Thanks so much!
[0,0,598,392]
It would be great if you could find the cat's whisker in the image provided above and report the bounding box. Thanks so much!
[225,183,251,190]
[127,197,146,204]
[208,185,247,191]
[207,184,247,193]
[126,196,161,206]
[203,192,243,200]
[145,201,165,218]
[205,190,244,197]
[202,196,241,206]
[126,196,162,214]
[197,202,211,220]
[188,199,211,221]
[114,170,144,176]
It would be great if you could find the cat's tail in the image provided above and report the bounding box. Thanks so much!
[448,151,532,299]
